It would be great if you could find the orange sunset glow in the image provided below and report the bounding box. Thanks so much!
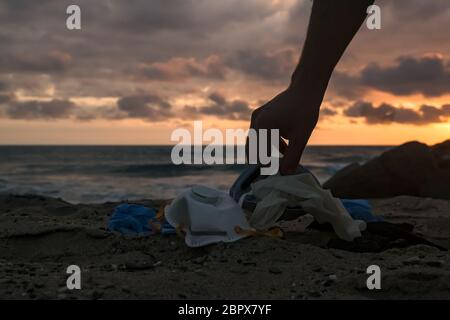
[0,0,449,145]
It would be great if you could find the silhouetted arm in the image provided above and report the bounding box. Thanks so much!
[249,0,375,174]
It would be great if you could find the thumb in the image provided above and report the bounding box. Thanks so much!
[280,136,304,175]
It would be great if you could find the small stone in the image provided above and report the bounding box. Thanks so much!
[230,268,249,275]
[153,261,162,267]
[387,265,398,270]
[192,256,207,265]
[403,256,421,265]
[312,266,324,272]
[125,261,154,271]
[322,276,336,287]
[100,283,115,290]
[268,267,282,274]
[425,260,444,268]
[91,290,104,300]
[308,290,322,298]
[57,293,67,300]
[0,279,15,285]
[86,228,109,239]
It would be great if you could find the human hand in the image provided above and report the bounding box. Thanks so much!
[246,87,320,175]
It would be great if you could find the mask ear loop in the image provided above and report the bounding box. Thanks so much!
[148,201,171,235]
[234,226,284,239]
[175,224,186,239]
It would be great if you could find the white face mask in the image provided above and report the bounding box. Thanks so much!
[165,185,252,247]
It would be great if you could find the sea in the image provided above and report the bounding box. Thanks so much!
[0,145,390,203]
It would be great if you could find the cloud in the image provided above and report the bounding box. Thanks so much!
[0,80,8,92]
[227,48,297,81]
[330,54,450,99]
[0,91,254,122]
[1,0,450,126]
[380,0,450,20]
[4,99,77,120]
[0,51,72,74]
[0,94,13,104]
[139,48,298,83]
[183,92,252,120]
[360,55,450,97]
[0,93,174,122]
[321,107,338,117]
[0,80,13,104]
[116,94,173,121]
[139,55,227,81]
[344,101,450,125]
[110,0,276,34]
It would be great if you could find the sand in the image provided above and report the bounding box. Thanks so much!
[1,194,449,300]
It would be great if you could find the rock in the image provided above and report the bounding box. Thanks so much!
[420,169,450,199]
[403,256,421,265]
[192,256,207,265]
[91,290,104,300]
[100,283,115,290]
[328,274,337,281]
[124,261,154,271]
[268,267,282,274]
[312,266,324,272]
[57,293,67,300]
[0,278,15,285]
[307,290,322,298]
[431,140,450,168]
[230,268,249,275]
[85,228,109,239]
[33,281,45,289]
[425,260,444,268]
[324,141,450,199]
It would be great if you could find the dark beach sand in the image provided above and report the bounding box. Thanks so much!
[1,194,449,300]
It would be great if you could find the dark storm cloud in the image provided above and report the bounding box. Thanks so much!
[1,91,252,122]
[0,93,13,104]
[344,101,450,125]
[227,48,297,81]
[183,92,252,120]
[4,99,76,120]
[0,0,284,98]
[0,80,8,92]
[116,94,173,121]
[0,80,13,104]
[0,93,175,122]
[330,55,450,99]
[110,0,275,34]
[321,108,337,117]
[0,51,72,75]
[2,0,450,119]
[380,0,450,19]
[360,55,450,97]
[328,71,362,100]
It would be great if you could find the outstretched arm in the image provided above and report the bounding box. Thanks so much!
[249,0,375,175]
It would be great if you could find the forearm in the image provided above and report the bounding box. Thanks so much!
[290,0,375,96]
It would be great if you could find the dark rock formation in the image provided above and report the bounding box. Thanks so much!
[323,140,450,199]
[432,140,450,169]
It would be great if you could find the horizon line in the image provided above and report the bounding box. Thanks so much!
[0,143,398,147]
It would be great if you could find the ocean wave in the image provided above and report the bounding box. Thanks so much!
[110,163,247,177]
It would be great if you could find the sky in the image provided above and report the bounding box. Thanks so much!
[0,0,449,145]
